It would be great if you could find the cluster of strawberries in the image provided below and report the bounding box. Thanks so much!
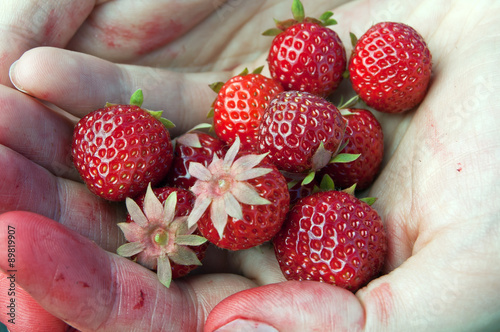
[71,0,432,291]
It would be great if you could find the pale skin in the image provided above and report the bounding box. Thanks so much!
[0,0,499,331]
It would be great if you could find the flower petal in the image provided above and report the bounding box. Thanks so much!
[222,136,240,170]
[157,255,173,288]
[187,196,212,227]
[169,246,203,266]
[224,192,243,220]
[162,191,178,225]
[176,234,208,246]
[188,162,212,181]
[231,152,269,176]
[116,242,145,257]
[210,197,228,239]
[125,197,148,228]
[234,167,273,181]
[231,182,271,206]
[117,222,143,243]
[176,133,201,148]
[143,183,164,221]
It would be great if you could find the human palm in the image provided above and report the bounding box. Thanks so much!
[1,0,499,331]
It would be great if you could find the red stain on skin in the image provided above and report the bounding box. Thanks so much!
[368,282,393,326]
[136,19,183,55]
[76,281,90,288]
[457,163,463,172]
[54,273,65,282]
[91,14,184,55]
[133,290,145,310]
[42,9,61,45]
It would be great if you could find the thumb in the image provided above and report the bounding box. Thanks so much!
[205,281,365,332]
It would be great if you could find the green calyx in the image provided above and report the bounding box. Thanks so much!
[291,0,305,22]
[129,89,144,107]
[262,0,338,36]
[130,89,176,129]
[337,95,360,110]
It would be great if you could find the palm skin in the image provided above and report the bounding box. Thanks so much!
[1,0,499,331]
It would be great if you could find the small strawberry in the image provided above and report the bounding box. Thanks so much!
[210,67,283,151]
[257,90,346,174]
[273,189,387,292]
[167,127,227,190]
[319,108,384,191]
[264,0,346,97]
[117,184,208,287]
[72,90,174,201]
[187,137,290,251]
[348,22,432,113]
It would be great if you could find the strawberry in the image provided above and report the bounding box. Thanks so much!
[273,190,387,292]
[72,90,174,201]
[117,184,208,287]
[210,68,283,151]
[264,0,346,97]
[167,128,227,190]
[348,21,432,113]
[187,137,290,251]
[257,90,346,174]
[319,108,384,191]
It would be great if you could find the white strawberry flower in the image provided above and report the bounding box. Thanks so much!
[187,137,272,238]
[117,184,207,288]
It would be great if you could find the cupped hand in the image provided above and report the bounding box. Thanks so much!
[1,0,500,331]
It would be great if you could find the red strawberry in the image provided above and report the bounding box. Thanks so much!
[211,68,283,151]
[264,0,346,97]
[187,137,290,251]
[72,90,174,201]
[167,129,227,190]
[117,184,208,287]
[257,90,346,173]
[319,108,384,191]
[273,190,387,292]
[348,22,432,113]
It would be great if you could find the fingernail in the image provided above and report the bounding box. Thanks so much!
[9,60,27,93]
[214,319,278,332]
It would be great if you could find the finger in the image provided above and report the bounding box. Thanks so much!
[226,243,287,286]
[0,145,125,252]
[0,0,96,85]
[0,274,68,332]
[0,85,79,180]
[67,0,219,63]
[206,281,364,332]
[9,47,230,136]
[0,211,255,331]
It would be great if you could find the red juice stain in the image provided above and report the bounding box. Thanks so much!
[133,290,145,309]
[77,281,90,288]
